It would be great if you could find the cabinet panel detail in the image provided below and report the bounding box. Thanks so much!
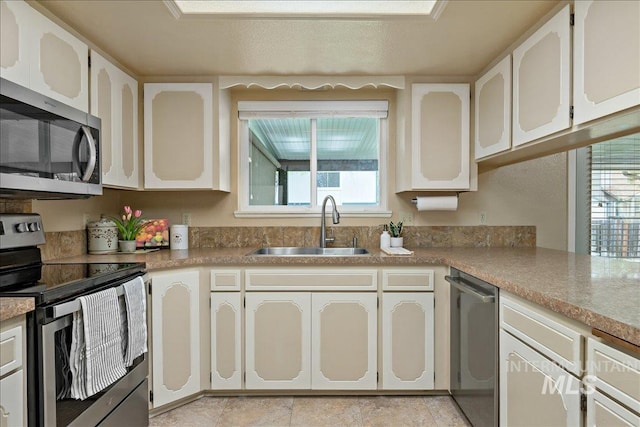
[512,5,570,146]
[475,55,511,159]
[245,268,377,291]
[573,0,640,124]
[211,292,242,389]
[311,293,377,390]
[382,293,434,390]
[382,268,434,291]
[587,390,640,427]
[245,293,311,389]
[500,330,581,427]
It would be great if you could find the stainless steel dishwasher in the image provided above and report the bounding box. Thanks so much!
[447,268,499,427]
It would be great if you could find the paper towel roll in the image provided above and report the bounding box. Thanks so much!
[415,196,458,211]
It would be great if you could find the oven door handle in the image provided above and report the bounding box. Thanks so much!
[445,275,495,303]
[52,284,126,319]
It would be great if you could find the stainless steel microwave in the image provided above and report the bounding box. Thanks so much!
[0,78,102,199]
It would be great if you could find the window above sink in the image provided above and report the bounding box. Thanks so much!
[235,100,391,218]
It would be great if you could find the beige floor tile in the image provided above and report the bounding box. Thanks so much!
[423,397,471,427]
[359,396,437,427]
[216,397,293,427]
[290,397,362,427]
[150,397,228,427]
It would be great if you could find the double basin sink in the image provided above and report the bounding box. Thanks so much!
[246,247,370,256]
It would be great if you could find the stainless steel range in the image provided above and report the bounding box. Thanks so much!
[0,213,149,426]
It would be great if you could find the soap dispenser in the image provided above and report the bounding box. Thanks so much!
[380,224,391,249]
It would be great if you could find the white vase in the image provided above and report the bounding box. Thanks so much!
[390,237,403,248]
[118,240,137,253]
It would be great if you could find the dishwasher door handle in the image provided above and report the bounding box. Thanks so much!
[445,275,495,303]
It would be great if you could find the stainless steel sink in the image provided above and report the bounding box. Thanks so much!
[246,247,370,256]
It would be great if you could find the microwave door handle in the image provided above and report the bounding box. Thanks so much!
[80,125,97,182]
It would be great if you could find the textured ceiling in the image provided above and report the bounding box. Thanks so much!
[36,0,559,77]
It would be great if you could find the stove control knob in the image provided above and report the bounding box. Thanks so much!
[28,222,41,232]
[15,222,29,233]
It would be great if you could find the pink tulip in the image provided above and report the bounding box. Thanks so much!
[134,210,142,218]
[124,206,132,214]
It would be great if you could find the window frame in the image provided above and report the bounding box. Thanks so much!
[235,100,391,218]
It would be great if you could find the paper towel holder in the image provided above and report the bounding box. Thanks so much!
[411,193,460,204]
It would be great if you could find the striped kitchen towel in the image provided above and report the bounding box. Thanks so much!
[70,287,127,399]
[122,276,148,366]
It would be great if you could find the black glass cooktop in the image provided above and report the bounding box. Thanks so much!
[0,262,145,305]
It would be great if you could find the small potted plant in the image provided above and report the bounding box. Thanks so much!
[112,206,146,253]
[389,220,404,247]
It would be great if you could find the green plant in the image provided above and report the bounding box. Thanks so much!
[389,220,403,238]
[112,206,147,240]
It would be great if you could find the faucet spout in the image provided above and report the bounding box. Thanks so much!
[320,195,340,248]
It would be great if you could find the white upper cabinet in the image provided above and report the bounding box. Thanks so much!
[512,5,571,147]
[1,0,89,112]
[474,56,511,159]
[1,0,31,88]
[573,0,640,125]
[91,51,139,189]
[409,83,470,190]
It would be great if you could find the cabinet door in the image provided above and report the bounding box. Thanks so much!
[151,269,200,407]
[311,293,377,390]
[210,292,242,389]
[27,6,88,112]
[90,51,139,189]
[475,56,511,159]
[382,293,434,390]
[0,370,23,427]
[587,391,640,427]
[0,0,32,88]
[574,1,640,125]
[500,330,581,427]
[144,83,213,189]
[512,5,571,146]
[411,83,470,190]
[245,292,311,389]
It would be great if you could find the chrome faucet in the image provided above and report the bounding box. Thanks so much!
[320,195,340,248]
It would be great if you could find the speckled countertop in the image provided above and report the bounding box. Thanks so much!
[0,297,35,321]
[5,247,640,346]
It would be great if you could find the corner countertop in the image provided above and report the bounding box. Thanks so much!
[28,247,640,346]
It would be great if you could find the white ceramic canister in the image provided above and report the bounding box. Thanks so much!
[170,224,189,250]
[87,215,119,254]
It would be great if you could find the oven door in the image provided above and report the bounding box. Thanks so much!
[32,284,148,426]
[0,78,101,199]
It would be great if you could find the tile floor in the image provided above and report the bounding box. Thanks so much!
[150,395,470,427]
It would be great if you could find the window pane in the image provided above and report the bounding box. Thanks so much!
[248,118,310,206]
[590,133,640,258]
[316,117,379,206]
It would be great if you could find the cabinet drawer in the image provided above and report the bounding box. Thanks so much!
[500,295,583,375]
[210,269,241,291]
[587,338,640,413]
[245,268,377,291]
[382,268,433,291]
[0,325,22,377]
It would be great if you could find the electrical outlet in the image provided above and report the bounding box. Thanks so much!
[182,213,192,226]
[480,212,487,225]
[82,213,91,227]
[399,210,414,225]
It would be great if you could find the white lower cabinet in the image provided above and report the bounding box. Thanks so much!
[587,391,640,427]
[500,330,582,426]
[210,293,242,389]
[244,292,377,390]
[382,293,434,389]
[0,370,23,427]
[150,269,201,407]
[311,293,377,390]
[245,292,312,389]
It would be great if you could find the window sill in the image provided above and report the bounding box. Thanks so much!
[234,210,392,219]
